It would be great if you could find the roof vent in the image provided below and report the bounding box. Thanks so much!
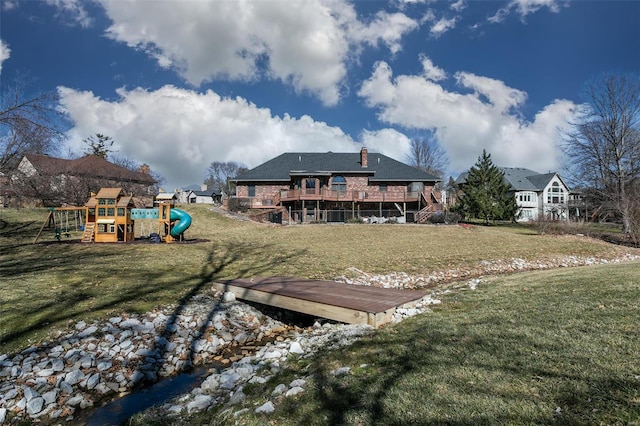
[298,155,302,162]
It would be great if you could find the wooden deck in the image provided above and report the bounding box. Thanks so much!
[211,277,429,327]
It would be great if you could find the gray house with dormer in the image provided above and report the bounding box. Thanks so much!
[457,167,571,222]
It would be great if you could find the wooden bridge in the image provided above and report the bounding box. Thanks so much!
[211,277,429,327]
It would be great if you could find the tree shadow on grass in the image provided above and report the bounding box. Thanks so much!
[0,240,305,356]
[282,316,638,426]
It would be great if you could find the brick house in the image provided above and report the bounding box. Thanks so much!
[9,154,156,207]
[232,147,442,223]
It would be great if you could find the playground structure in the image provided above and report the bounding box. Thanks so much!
[33,188,192,244]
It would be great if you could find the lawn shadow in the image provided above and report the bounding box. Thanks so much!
[0,239,305,357]
[293,318,617,426]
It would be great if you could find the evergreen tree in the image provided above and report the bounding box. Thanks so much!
[83,134,115,159]
[457,150,519,224]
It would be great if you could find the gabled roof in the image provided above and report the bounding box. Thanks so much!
[23,154,156,185]
[457,167,569,192]
[156,192,177,201]
[188,189,220,197]
[95,188,122,199]
[234,152,440,183]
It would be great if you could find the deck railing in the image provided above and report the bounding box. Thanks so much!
[241,188,442,209]
[277,188,426,203]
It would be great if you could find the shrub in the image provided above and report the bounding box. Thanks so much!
[429,211,461,225]
[227,197,250,213]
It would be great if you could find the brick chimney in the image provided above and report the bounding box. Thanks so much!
[360,147,368,168]
[139,163,151,174]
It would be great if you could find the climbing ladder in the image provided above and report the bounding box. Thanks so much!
[81,223,96,243]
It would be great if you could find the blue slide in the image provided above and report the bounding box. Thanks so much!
[169,208,192,237]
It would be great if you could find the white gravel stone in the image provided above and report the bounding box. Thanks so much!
[187,394,213,412]
[64,369,85,385]
[42,390,58,405]
[289,378,306,388]
[255,401,275,414]
[285,386,304,397]
[272,384,287,396]
[26,397,44,415]
[289,341,304,354]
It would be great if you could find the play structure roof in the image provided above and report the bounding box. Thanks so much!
[95,188,123,198]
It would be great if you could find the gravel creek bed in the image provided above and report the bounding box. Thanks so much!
[1,252,639,424]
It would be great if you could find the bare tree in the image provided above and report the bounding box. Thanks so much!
[407,133,448,178]
[204,161,247,196]
[0,76,65,170]
[563,73,640,239]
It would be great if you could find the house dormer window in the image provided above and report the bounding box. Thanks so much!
[547,182,565,204]
[331,176,346,192]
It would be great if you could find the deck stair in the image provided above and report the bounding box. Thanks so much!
[415,205,435,224]
[81,223,95,242]
[250,206,289,224]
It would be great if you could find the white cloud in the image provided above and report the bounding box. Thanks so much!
[358,58,579,175]
[360,128,411,162]
[489,0,563,23]
[95,0,417,106]
[0,39,10,74]
[454,71,527,114]
[420,54,447,82]
[419,9,437,24]
[430,16,458,37]
[57,85,411,188]
[450,0,466,12]
[2,1,17,12]
[347,11,419,55]
[45,0,93,27]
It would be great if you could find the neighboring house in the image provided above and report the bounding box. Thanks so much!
[456,167,571,222]
[10,154,156,207]
[175,185,202,203]
[174,184,222,204]
[231,147,442,223]
[185,189,222,204]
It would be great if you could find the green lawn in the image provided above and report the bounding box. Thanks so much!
[2,205,640,424]
[1,205,638,355]
[188,262,640,425]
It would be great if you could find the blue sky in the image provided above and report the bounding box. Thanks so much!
[1,0,638,189]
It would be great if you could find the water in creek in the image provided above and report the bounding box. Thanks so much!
[83,366,212,426]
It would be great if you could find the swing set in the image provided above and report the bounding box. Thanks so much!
[33,188,193,244]
[34,207,87,243]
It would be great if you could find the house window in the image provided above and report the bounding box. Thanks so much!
[332,176,346,192]
[117,208,125,216]
[379,184,388,192]
[98,208,106,216]
[248,185,256,197]
[518,193,533,202]
[547,182,565,204]
[98,199,106,205]
[305,179,316,195]
[107,208,115,216]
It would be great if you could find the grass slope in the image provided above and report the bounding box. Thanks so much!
[1,204,639,358]
[198,263,640,425]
